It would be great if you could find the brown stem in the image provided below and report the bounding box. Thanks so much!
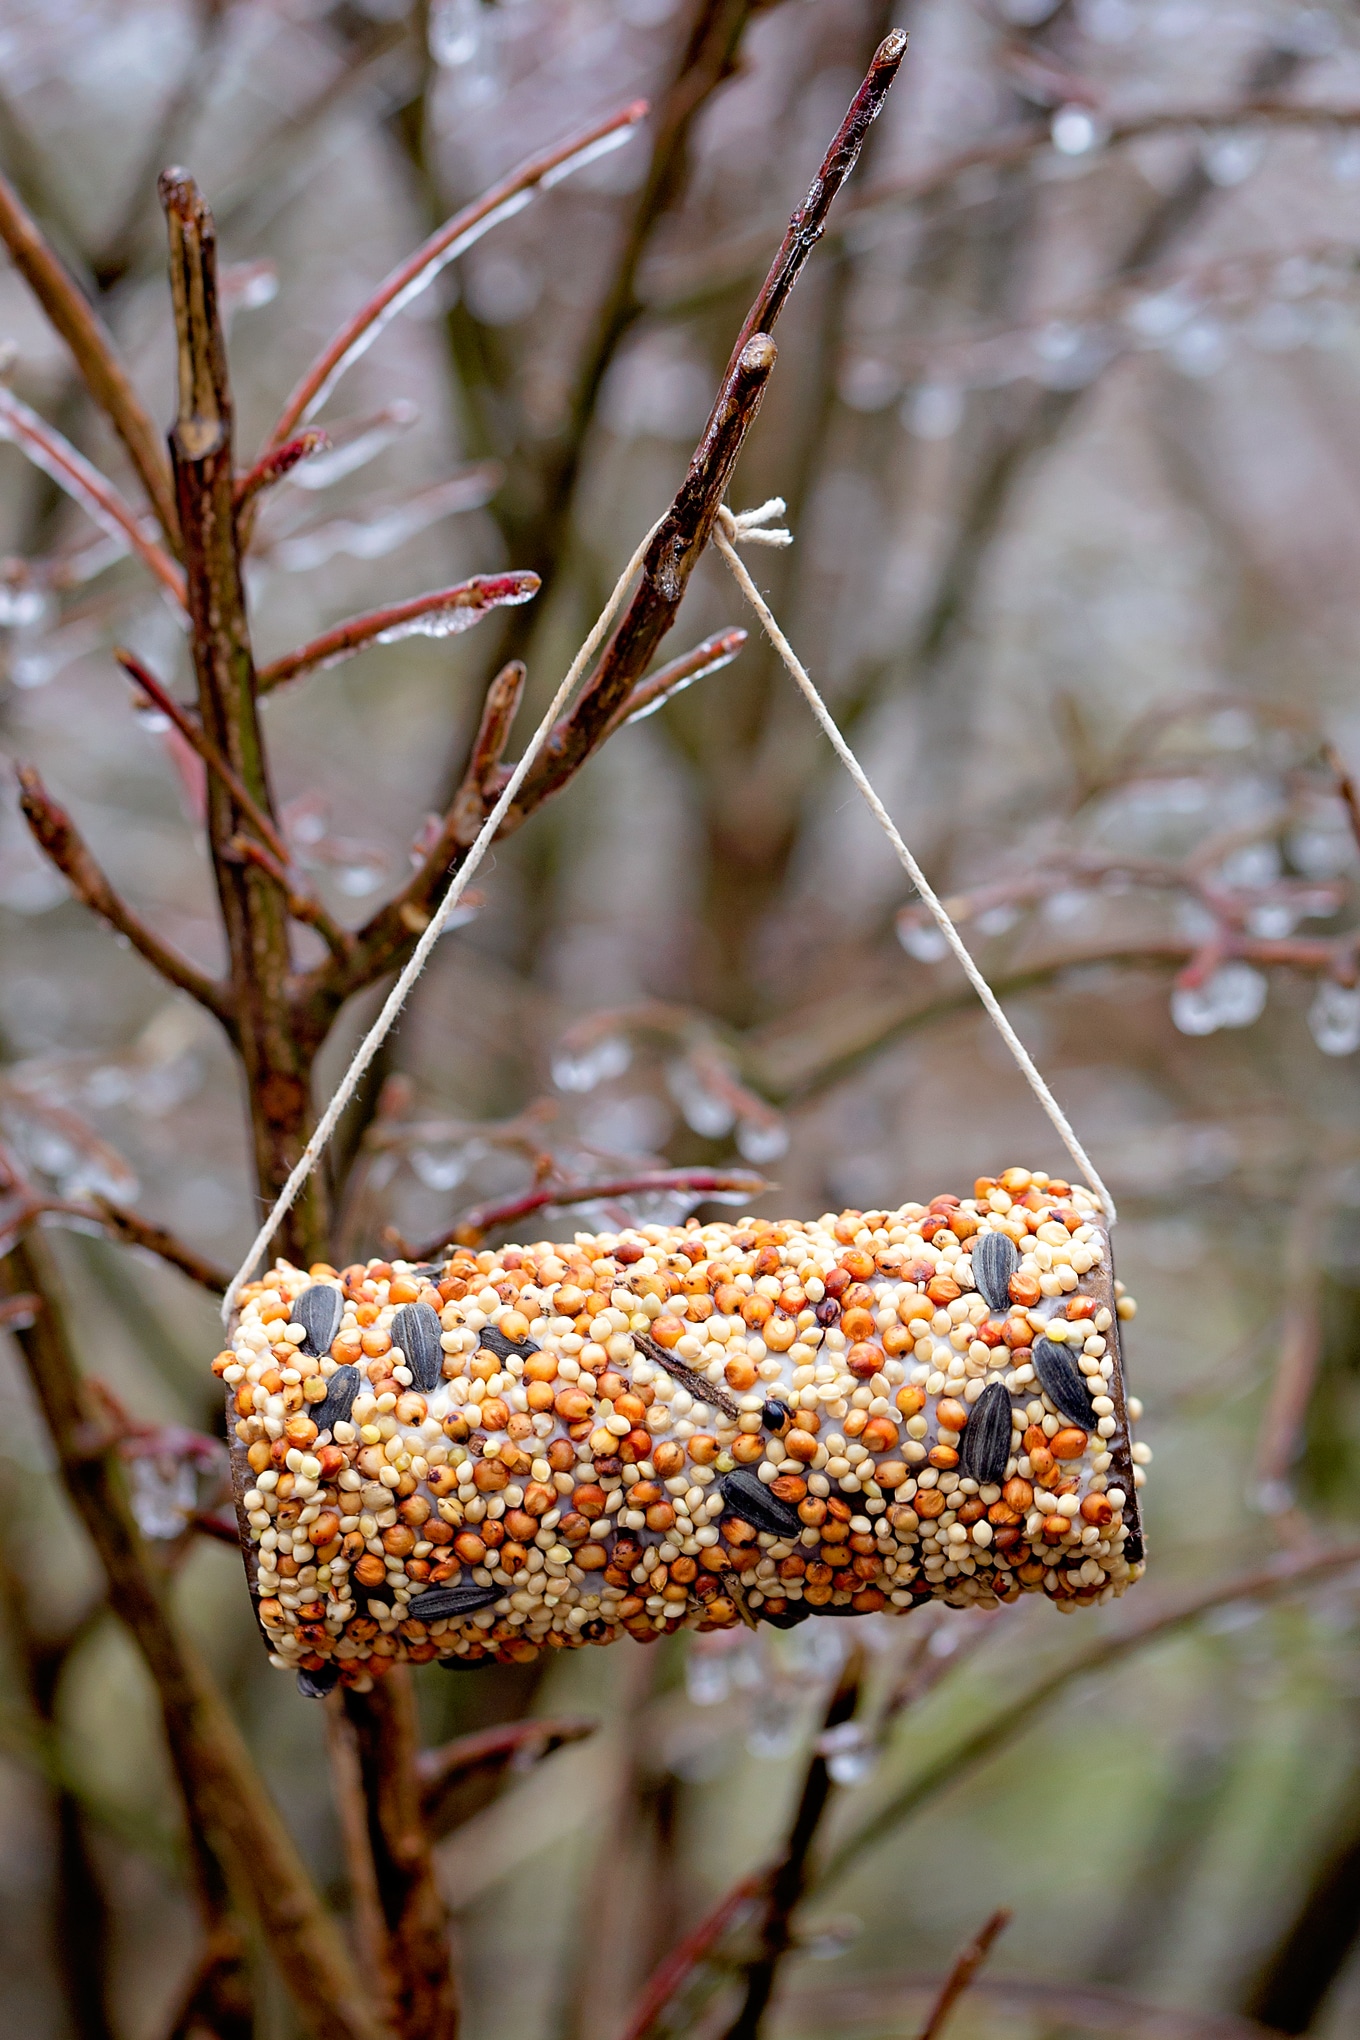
[160,168,323,1263]
[254,574,540,696]
[0,167,181,546]
[83,1196,232,1295]
[341,1675,459,2040]
[267,100,650,448]
[116,648,291,865]
[912,1910,1012,2040]
[0,384,186,603]
[1,1233,383,2040]
[720,1646,865,2040]
[1324,741,1360,862]
[14,761,233,1027]
[601,628,748,740]
[418,1717,597,1841]
[404,1166,769,1258]
[619,1875,766,2040]
[233,427,329,511]
[446,658,527,847]
[226,834,355,964]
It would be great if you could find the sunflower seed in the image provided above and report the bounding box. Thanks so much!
[719,1467,801,1538]
[311,1363,360,1435]
[393,1300,445,1391]
[438,1653,493,1670]
[296,1664,338,1699]
[290,1283,342,1359]
[1032,1337,1097,1427]
[958,1380,1012,1484]
[971,1230,1019,1313]
[477,1323,540,1362]
[763,1399,793,1432]
[409,1580,502,1621]
[759,1603,811,1628]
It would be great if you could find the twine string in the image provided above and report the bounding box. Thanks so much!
[220,517,664,1322]
[223,492,1115,1322]
[712,501,1117,1224]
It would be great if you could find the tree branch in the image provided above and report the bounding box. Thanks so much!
[719,1646,865,2040]
[0,1234,384,2040]
[601,628,748,740]
[267,100,650,447]
[0,385,186,604]
[418,1717,597,1841]
[446,657,526,846]
[0,167,181,546]
[14,762,233,1026]
[254,574,539,695]
[340,1676,459,2040]
[913,1910,1011,2040]
[116,649,291,865]
[160,168,323,1261]
[400,1166,770,1260]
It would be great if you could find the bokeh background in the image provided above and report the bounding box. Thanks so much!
[5,1,1360,2036]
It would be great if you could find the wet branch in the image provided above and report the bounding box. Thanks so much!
[402,1165,769,1258]
[14,762,233,1027]
[0,166,180,546]
[418,1716,597,1840]
[254,573,540,695]
[0,1233,383,2040]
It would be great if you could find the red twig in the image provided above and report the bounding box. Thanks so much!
[0,386,186,604]
[447,659,527,848]
[1324,742,1360,863]
[0,166,181,546]
[234,428,329,512]
[619,1875,766,2040]
[912,1909,1012,2040]
[254,573,540,694]
[405,1167,769,1257]
[267,101,650,446]
[15,762,233,1026]
[603,628,749,738]
[417,1718,597,1839]
[117,649,291,866]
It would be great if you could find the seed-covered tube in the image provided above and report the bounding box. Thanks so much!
[211,1164,1147,1693]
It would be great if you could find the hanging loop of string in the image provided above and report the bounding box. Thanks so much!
[712,500,1117,1225]
[220,516,665,1324]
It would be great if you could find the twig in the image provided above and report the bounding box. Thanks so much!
[0,386,186,604]
[82,1197,231,1296]
[116,649,291,866]
[233,427,329,514]
[225,835,355,964]
[446,659,527,846]
[254,574,540,695]
[602,628,748,739]
[1324,741,1360,862]
[816,1543,1360,1895]
[161,168,321,1261]
[418,1717,597,1841]
[619,1875,766,2040]
[720,1646,865,2040]
[341,1676,459,2040]
[14,763,233,1026]
[912,1909,1011,2040]
[0,1234,384,2040]
[405,1166,769,1257]
[266,100,650,445]
[799,1975,1286,2039]
[0,167,180,546]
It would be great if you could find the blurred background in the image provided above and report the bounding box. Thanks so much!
[5,0,1360,2035]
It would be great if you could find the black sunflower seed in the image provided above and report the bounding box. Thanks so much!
[290,1283,343,1359]
[972,1230,1019,1313]
[409,1581,502,1622]
[296,1664,339,1699]
[438,1653,494,1670]
[719,1468,802,1539]
[957,1380,1013,1485]
[758,1603,811,1628]
[1032,1337,1097,1428]
[311,1363,360,1436]
[392,1300,445,1391]
[477,1324,541,1362]
[763,1399,793,1432]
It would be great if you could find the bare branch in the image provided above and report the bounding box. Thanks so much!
[0,167,180,546]
[403,1166,770,1259]
[80,1197,231,1296]
[1324,741,1360,864]
[447,658,526,846]
[1,1235,384,2040]
[619,1875,766,2040]
[0,386,186,604]
[255,573,540,695]
[418,1718,597,1840]
[602,627,748,739]
[912,1910,1011,2040]
[225,835,355,964]
[116,649,291,866]
[267,100,651,447]
[15,762,233,1027]
[233,427,328,514]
